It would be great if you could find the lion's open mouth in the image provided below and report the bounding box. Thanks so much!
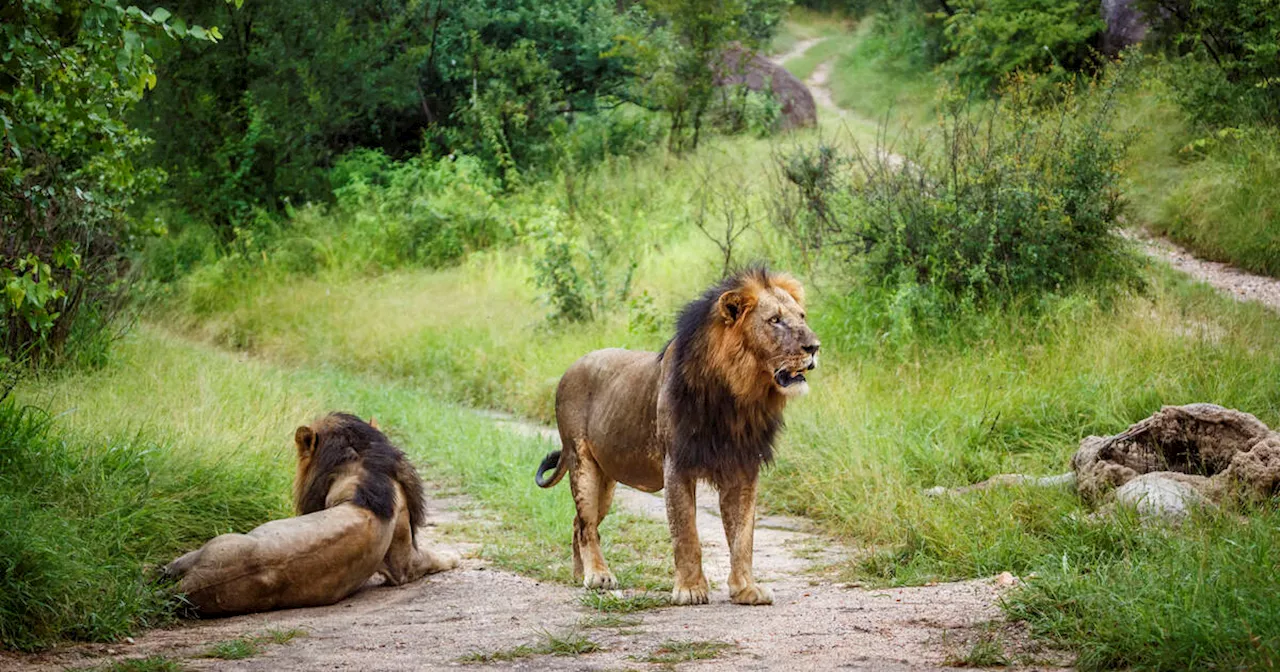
[774,368,807,388]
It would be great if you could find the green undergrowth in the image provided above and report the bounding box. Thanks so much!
[4,326,670,651]
[1006,507,1280,671]
[1114,67,1280,279]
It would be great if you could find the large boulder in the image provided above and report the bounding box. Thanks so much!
[716,44,817,131]
[1101,0,1148,55]
[1072,403,1280,519]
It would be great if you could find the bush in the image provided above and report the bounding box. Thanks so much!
[331,151,512,269]
[0,1,215,365]
[772,70,1138,306]
[943,0,1103,92]
[1137,0,1280,128]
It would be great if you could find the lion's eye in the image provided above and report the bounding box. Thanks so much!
[769,315,782,324]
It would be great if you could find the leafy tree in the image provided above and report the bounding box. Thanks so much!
[1137,0,1280,128]
[0,0,224,364]
[139,0,646,237]
[631,0,791,153]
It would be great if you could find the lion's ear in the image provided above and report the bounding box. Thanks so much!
[369,417,380,430]
[295,425,317,459]
[718,289,755,324]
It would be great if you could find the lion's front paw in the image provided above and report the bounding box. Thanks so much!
[583,569,618,590]
[426,549,461,573]
[671,578,710,606]
[729,582,774,606]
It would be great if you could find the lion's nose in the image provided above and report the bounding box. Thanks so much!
[803,342,820,355]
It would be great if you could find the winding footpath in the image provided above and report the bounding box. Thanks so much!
[776,38,1280,315]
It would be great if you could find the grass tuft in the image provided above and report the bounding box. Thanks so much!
[579,591,670,613]
[641,639,736,665]
[199,629,306,660]
[91,657,186,672]
[458,630,602,664]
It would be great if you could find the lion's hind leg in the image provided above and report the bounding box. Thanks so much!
[568,440,618,590]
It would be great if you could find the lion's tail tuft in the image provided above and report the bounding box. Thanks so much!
[535,450,568,488]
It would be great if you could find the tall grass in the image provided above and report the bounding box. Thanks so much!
[5,326,671,650]
[0,399,283,650]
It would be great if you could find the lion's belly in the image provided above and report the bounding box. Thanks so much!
[566,348,667,492]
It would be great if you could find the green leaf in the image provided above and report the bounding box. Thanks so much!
[151,7,172,23]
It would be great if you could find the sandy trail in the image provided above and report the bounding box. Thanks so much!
[1130,230,1280,313]
[6,415,1057,672]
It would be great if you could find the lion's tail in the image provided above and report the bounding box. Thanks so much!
[535,450,568,488]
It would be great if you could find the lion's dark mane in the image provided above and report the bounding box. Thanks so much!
[662,266,783,486]
[296,413,426,538]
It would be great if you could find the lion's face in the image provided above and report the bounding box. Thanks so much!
[719,276,820,398]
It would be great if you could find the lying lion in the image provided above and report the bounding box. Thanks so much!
[164,413,459,615]
[536,266,819,605]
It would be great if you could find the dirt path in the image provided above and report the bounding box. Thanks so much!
[6,414,1059,672]
[1130,230,1280,313]
[773,37,821,68]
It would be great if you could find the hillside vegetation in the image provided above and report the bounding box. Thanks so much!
[5,1,1280,668]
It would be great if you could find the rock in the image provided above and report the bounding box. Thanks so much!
[716,44,817,131]
[1101,0,1148,55]
[994,572,1018,588]
[1072,403,1280,517]
[1113,473,1207,521]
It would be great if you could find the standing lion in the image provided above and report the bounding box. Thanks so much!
[164,413,459,615]
[535,267,819,605]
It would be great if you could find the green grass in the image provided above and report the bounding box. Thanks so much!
[1149,130,1280,278]
[90,657,186,672]
[770,8,849,56]
[782,35,854,83]
[0,395,284,651]
[458,630,602,664]
[641,639,736,665]
[1114,65,1280,279]
[1006,508,1280,671]
[200,629,306,660]
[579,591,670,613]
[825,17,939,128]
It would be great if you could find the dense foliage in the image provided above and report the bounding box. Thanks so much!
[773,73,1134,307]
[1137,0,1280,128]
[0,0,222,365]
[943,0,1102,91]
[138,0,647,236]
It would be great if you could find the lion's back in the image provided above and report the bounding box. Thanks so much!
[556,348,663,453]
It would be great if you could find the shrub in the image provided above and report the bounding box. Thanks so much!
[772,70,1138,306]
[1137,0,1280,128]
[1,1,217,365]
[332,151,512,269]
